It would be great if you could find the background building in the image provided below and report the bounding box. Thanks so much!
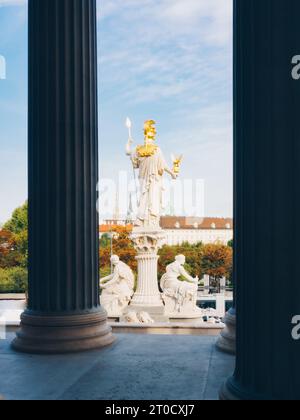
[161,217,233,245]
[100,216,233,246]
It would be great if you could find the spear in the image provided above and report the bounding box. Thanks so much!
[125,117,139,209]
[126,117,132,141]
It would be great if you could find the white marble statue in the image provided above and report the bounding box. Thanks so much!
[124,311,140,323]
[138,311,155,324]
[160,255,202,318]
[126,120,178,229]
[100,255,135,317]
[124,311,155,324]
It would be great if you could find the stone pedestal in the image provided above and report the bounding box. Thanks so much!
[203,275,210,294]
[216,307,236,355]
[128,228,167,320]
[12,0,114,353]
[220,277,226,294]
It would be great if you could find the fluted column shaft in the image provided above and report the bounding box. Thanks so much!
[129,230,166,318]
[222,0,300,400]
[13,0,114,353]
[133,255,161,306]
[28,0,99,313]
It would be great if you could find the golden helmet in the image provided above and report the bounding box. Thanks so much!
[144,120,157,141]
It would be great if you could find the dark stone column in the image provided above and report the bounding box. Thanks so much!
[12,0,114,353]
[221,0,300,399]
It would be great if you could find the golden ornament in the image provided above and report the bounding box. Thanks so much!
[136,120,158,157]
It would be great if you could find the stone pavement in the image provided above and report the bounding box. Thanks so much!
[0,333,235,401]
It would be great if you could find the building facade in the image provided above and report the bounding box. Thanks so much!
[100,216,233,246]
[160,217,233,246]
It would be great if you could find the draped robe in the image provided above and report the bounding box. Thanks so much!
[133,147,167,227]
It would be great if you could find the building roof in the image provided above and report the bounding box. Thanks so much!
[99,224,133,233]
[160,217,233,230]
[100,217,233,232]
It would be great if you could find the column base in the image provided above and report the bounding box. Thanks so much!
[12,308,115,354]
[127,303,165,314]
[216,307,236,355]
[130,294,165,310]
[125,304,169,322]
[219,378,241,400]
[219,377,272,400]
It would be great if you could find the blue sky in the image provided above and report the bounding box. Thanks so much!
[0,0,233,224]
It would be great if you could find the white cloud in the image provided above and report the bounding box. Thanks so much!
[0,0,233,219]
[160,0,232,44]
[98,0,232,45]
[98,0,233,216]
[98,0,232,105]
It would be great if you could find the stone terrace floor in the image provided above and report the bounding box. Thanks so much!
[0,333,235,400]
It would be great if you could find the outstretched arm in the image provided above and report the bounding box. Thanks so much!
[179,266,198,283]
[100,273,113,285]
[159,149,177,179]
[165,166,177,179]
[126,137,134,156]
[101,269,121,289]
[126,138,139,169]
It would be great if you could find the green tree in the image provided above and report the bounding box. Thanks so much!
[0,267,28,293]
[12,229,28,268]
[4,202,28,234]
[158,242,203,280]
[0,203,28,293]
[0,202,28,269]
[100,233,111,248]
[227,239,234,248]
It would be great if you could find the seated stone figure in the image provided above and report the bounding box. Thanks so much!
[160,255,202,318]
[100,255,135,317]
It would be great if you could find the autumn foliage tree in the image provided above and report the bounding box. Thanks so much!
[0,202,28,269]
[99,229,233,288]
[99,226,137,278]
[1,202,234,294]
[0,230,17,268]
[0,202,28,293]
[201,243,233,289]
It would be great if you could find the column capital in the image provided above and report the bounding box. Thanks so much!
[130,229,166,254]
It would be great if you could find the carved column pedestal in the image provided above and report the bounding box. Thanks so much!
[127,228,168,320]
